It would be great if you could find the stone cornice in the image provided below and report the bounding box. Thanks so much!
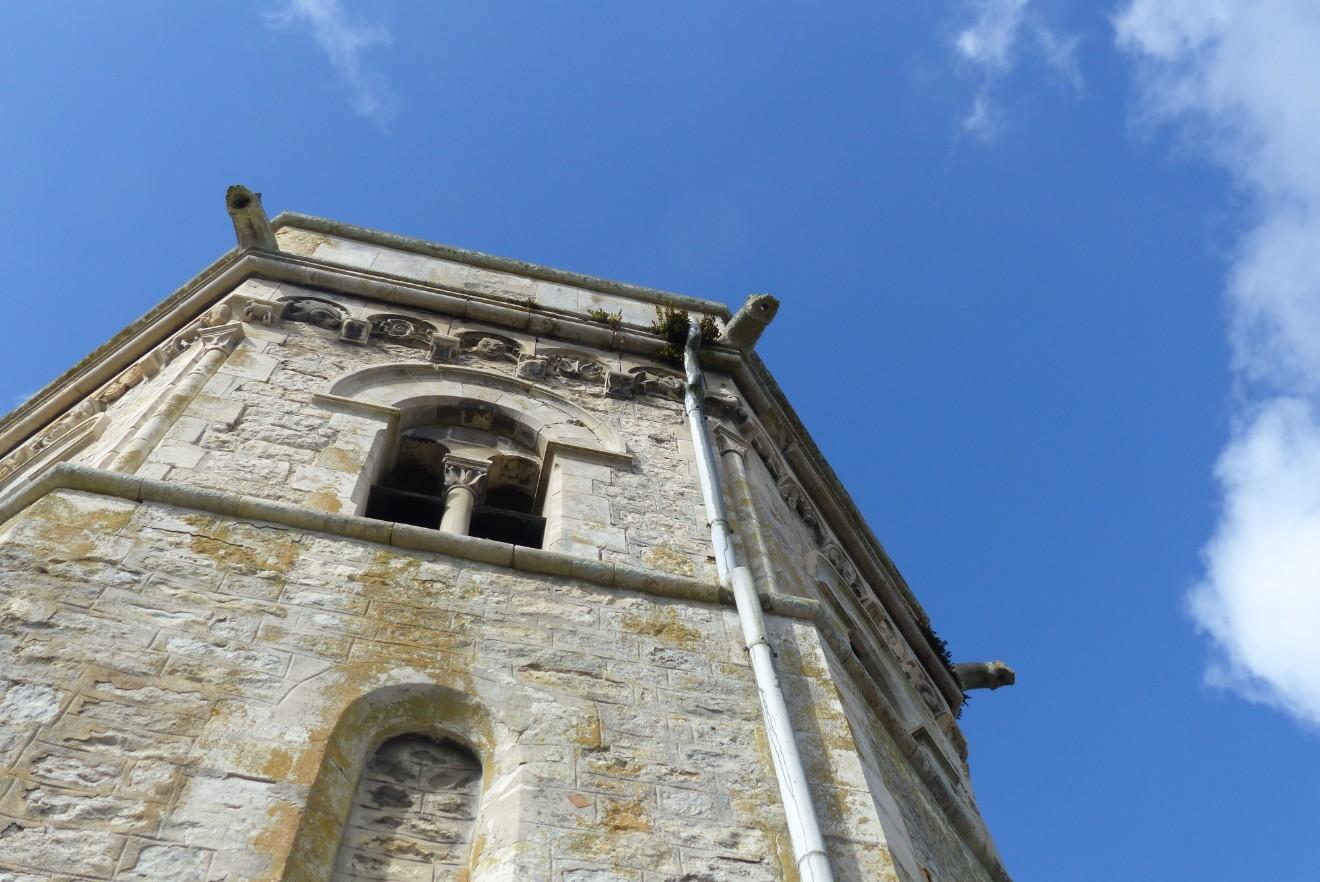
[271,212,733,320]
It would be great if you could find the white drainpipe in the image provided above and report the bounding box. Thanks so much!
[682,321,835,882]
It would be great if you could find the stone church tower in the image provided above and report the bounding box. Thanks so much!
[0,188,1014,882]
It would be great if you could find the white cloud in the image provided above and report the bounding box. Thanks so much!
[267,0,397,125]
[1115,0,1320,727]
[950,0,1082,141]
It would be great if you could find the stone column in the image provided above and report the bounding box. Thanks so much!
[715,424,781,596]
[111,323,244,474]
[439,455,488,536]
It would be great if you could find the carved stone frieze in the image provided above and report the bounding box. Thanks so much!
[280,296,347,330]
[516,355,549,380]
[603,370,636,400]
[429,334,461,363]
[630,366,685,400]
[369,314,436,350]
[458,332,521,363]
[544,350,604,382]
[338,318,371,345]
[228,294,286,326]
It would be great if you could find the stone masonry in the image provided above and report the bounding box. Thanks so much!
[0,198,1012,882]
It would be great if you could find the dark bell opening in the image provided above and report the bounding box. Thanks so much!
[483,485,535,514]
[364,485,445,530]
[469,506,545,548]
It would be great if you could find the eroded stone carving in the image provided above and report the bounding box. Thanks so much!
[459,332,521,363]
[281,296,348,330]
[225,184,278,251]
[603,370,636,399]
[953,661,1016,691]
[630,366,685,400]
[338,318,371,345]
[369,314,436,350]
[516,355,549,380]
[544,350,604,382]
[429,334,461,363]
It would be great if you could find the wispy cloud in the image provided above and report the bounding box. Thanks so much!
[1115,0,1320,727]
[267,0,397,125]
[949,0,1083,141]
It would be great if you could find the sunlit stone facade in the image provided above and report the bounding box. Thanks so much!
[0,192,1011,881]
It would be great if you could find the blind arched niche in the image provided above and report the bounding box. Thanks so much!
[331,734,482,882]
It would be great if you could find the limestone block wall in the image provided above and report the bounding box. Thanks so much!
[101,281,714,580]
[0,232,1007,882]
[0,487,977,882]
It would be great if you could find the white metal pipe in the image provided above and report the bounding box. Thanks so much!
[682,321,835,882]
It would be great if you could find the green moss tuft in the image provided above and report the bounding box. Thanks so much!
[650,306,721,366]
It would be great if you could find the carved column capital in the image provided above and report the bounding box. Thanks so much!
[713,425,749,459]
[443,455,489,497]
[196,322,245,355]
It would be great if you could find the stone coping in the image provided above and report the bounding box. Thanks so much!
[271,212,733,320]
[0,461,1010,882]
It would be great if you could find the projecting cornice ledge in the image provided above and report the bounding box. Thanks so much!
[270,212,733,320]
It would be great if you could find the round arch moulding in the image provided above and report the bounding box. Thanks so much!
[313,362,632,466]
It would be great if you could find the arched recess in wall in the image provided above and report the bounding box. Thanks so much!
[330,734,482,882]
[278,666,498,882]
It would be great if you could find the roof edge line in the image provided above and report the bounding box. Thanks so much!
[271,212,733,319]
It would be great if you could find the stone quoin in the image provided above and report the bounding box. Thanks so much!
[0,187,1015,882]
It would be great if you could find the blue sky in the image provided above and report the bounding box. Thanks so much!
[3,2,1319,879]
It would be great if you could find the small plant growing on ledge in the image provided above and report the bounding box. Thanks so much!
[586,307,622,328]
[917,617,968,716]
[651,305,721,366]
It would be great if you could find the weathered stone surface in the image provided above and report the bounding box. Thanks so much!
[0,219,1007,882]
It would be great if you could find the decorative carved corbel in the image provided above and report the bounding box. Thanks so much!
[429,334,461,363]
[281,296,348,330]
[603,370,636,399]
[369,314,436,350]
[232,296,285,326]
[630,366,685,400]
[516,355,549,379]
[338,318,371,345]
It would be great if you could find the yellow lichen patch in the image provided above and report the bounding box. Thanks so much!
[254,795,308,882]
[600,797,652,833]
[642,546,694,577]
[304,491,342,513]
[575,711,603,749]
[28,492,136,534]
[354,550,422,591]
[183,515,301,574]
[621,607,701,650]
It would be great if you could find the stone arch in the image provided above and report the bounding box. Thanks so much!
[327,363,628,459]
[278,664,499,882]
